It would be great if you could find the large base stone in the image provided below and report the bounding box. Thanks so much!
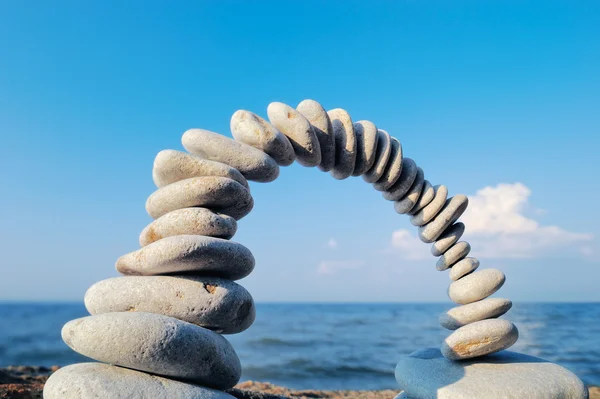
[395,348,588,399]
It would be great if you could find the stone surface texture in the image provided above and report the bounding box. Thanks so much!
[448,268,505,305]
[383,158,418,201]
[410,185,448,226]
[409,180,435,215]
[363,129,392,183]
[351,120,379,176]
[296,99,335,172]
[393,166,424,214]
[441,319,519,360]
[449,257,480,281]
[439,298,512,330]
[373,138,403,191]
[328,108,357,179]
[436,241,471,271]
[419,195,468,244]
[431,222,465,257]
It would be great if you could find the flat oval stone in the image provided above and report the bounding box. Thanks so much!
[351,120,378,176]
[153,150,249,189]
[419,195,469,243]
[85,276,255,334]
[442,319,518,360]
[363,129,392,183]
[409,180,435,215]
[440,298,513,330]
[230,110,295,166]
[410,185,448,226]
[383,158,418,201]
[116,235,255,280]
[436,241,471,271]
[267,102,321,167]
[394,167,424,214]
[373,138,403,191]
[140,208,237,246]
[448,268,505,305]
[449,257,480,281]
[145,177,253,220]
[296,99,335,172]
[43,363,236,399]
[182,129,279,182]
[61,312,241,389]
[431,222,465,256]
[328,108,357,180]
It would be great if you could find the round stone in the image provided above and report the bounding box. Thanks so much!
[182,128,279,182]
[373,138,403,191]
[392,166,424,213]
[448,268,505,305]
[409,180,435,215]
[145,177,253,220]
[410,185,448,226]
[439,298,513,330]
[267,102,321,167]
[328,108,357,180]
[449,257,480,281]
[61,312,241,389]
[442,319,519,360]
[152,150,249,189]
[84,275,255,334]
[431,222,465,257]
[383,158,419,201]
[351,120,379,176]
[43,363,236,399]
[419,195,469,243]
[363,129,392,183]
[395,348,587,399]
[296,99,335,172]
[116,235,255,280]
[139,208,237,246]
[230,110,295,166]
[436,241,471,271]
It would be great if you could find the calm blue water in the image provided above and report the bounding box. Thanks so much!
[0,303,598,390]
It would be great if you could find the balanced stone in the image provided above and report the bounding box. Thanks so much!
[43,363,236,399]
[363,129,392,183]
[419,195,469,243]
[62,312,241,389]
[145,176,253,220]
[153,149,249,189]
[84,275,255,334]
[449,257,480,281]
[431,222,465,256]
[296,99,335,171]
[395,348,587,399]
[410,185,448,226]
[116,235,255,280]
[267,102,321,167]
[436,241,471,271]
[439,298,513,330]
[373,138,403,191]
[230,110,295,166]
[448,268,505,305]
[393,166,424,214]
[383,158,418,201]
[352,120,379,176]
[140,208,237,246]
[442,319,519,360]
[409,180,435,215]
[328,108,357,179]
[182,128,279,182]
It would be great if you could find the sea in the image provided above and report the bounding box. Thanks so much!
[0,302,598,390]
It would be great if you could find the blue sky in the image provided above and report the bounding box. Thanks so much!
[1,1,598,302]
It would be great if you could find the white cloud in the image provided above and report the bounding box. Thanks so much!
[390,229,430,260]
[317,260,364,275]
[326,238,338,249]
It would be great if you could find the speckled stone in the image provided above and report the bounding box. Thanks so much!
[352,120,379,176]
[419,195,469,243]
[61,312,241,389]
[409,180,435,215]
[448,269,505,305]
[442,319,519,360]
[84,275,255,334]
[383,158,418,201]
[43,363,236,399]
[267,102,321,167]
[373,138,403,191]
[439,298,513,330]
[116,235,254,280]
[436,241,471,271]
[431,222,465,257]
[449,257,480,281]
[395,348,588,399]
[182,129,279,182]
[394,167,424,214]
[328,108,357,180]
[296,99,335,172]
[145,177,253,220]
[410,185,448,226]
[152,150,249,189]
[139,208,237,246]
[363,129,392,183]
[230,110,295,166]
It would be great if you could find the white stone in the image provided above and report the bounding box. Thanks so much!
[436,241,471,271]
[297,99,335,171]
[328,108,357,179]
[352,120,379,176]
[419,195,469,243]
[363,129,392,183]
[442,319,518,360]
[410,185,448,226]
[409,180,435,215]
[448,268,505,305]
[439,298,512,330]
[373,138,403,191]
[383,158,418,201]
[394,167,424,214]
[431,222,465,257]
[449,257,480,281]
